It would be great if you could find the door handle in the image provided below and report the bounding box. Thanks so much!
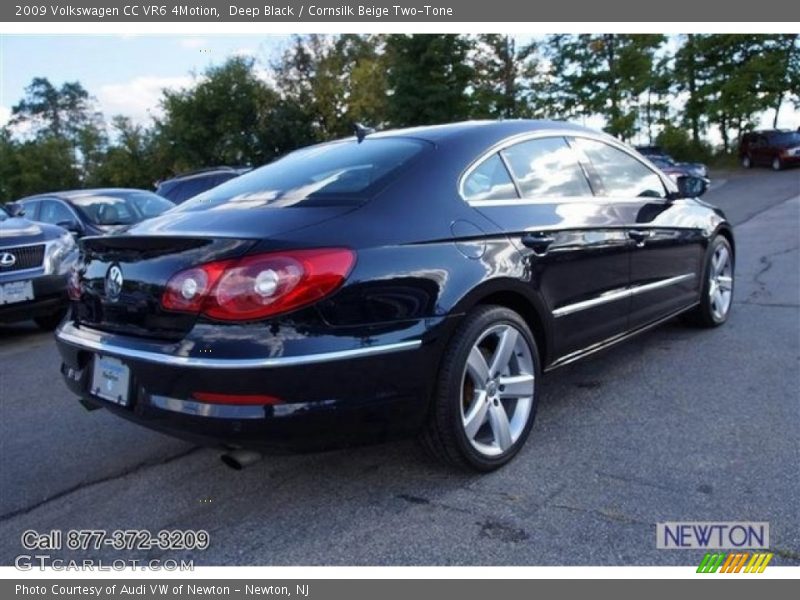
[521,233,556,255]
[628,230,649,247]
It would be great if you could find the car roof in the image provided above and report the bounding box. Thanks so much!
[21,188,155,202]
[365,119,603,146]
[280,120,617,168]
[745,129,793,136]
[159,167,249,184]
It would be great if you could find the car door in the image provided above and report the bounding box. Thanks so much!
[570,136,705,330]
[464,135,631,361]
[751,134,769,165]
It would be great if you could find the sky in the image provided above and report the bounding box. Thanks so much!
[0,35,288,126]
[0,35,797,144]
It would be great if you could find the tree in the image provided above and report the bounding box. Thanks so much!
[547,34,665,141]
[271,34,388,147]
[640,52,673,144]
[759,35,799,127]
[10,78,96,142]
[674,34,707,145]
[674,35,798,152]
[9,77,107,181]
[470,35,542,119]
[385,35,474,127]
[155,56,276,173]
[88,116,160,189]
[0,129,80,201]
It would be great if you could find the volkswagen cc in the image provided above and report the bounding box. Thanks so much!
[55,121,734,471]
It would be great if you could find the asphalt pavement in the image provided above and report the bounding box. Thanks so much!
[1,168,798,566]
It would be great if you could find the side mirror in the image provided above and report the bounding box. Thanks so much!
[675,175,708,198]
[6,202,25,217]
[57,220,84,236]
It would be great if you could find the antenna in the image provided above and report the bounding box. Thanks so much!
[353,123,375,143]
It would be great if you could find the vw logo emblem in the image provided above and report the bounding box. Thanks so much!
[0,252,16,267]
[105,264,124,301]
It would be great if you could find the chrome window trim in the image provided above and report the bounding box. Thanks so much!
[56,322,422,369]
[458,129,676,204]
[552,273,696,318]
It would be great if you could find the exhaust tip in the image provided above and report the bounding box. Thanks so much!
[220,449,262,470]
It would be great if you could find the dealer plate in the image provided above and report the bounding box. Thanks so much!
[0,280,34,305]
[91,355,131,406]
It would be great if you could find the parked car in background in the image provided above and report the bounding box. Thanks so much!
[18,189,175,238]
[155,167,251,204]
[739,129,800,171]
[0,203,77,330]
[635,146,709,179]
[55,120,732,472]
[647,156,710,185]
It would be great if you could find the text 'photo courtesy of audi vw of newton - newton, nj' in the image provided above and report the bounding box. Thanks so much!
[55,120,734,472]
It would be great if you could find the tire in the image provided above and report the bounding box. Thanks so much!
[772,157,783,171]
[34,309,66,331]
[741,155,752,169]
[683,236,734,328]
[419,305,540,472]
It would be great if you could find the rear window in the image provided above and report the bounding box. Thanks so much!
[70,191,174,225]
[176,138,427,211]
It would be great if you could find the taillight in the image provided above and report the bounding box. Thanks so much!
[161,248,355,321]
[67,267,82,301]
[162,261,232,313]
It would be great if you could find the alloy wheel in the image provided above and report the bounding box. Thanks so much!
[709,244,733,321]
[460,324,534,457]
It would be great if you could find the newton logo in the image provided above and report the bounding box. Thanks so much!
[656,521,769,549]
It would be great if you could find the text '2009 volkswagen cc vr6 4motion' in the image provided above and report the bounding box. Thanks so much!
[55,120,735,471]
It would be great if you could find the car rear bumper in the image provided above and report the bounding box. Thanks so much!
[0,273,68,323]
[55,319,448,451]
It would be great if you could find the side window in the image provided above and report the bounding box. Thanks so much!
[571,138,667,199]
[174,177,210,203]
[500,137,592,198]
[39,200,76,225]
[462,153,518,202]
[20,200,40,219]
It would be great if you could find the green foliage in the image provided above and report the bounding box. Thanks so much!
[675,34,800,150]
[471,35,542,118]
[0,132,81,201]
[271,34,388,145]
[87,117,160,189]
[655,125,713,162]
[154,56,276,174]
[547,34,665,141]
[385,34,474,127]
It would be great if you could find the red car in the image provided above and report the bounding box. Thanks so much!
[739,129,800,171]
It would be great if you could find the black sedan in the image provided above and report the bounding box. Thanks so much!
[1,203,77,329]
[55,121,734,472]
[18,188,175,237]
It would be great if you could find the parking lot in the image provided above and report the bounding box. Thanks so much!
[0,169,798,566]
